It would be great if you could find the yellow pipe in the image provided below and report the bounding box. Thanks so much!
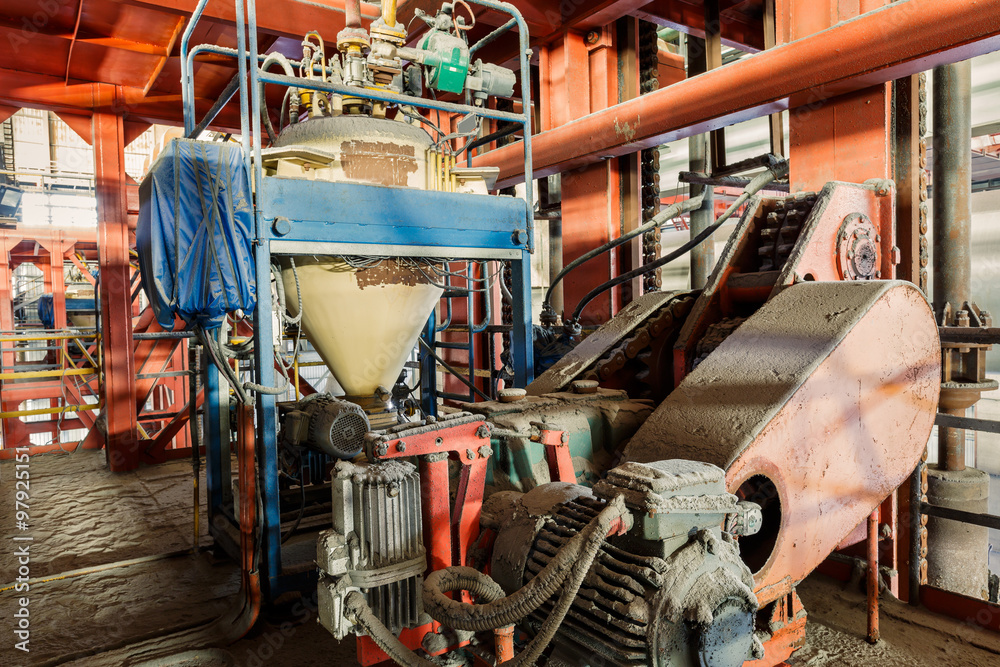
[383,0,398,27]
[294,356,301,401]
[450,154,458,192]
[0,404,99,418]
[0,367,95,380]
[0,333,97,342]
[72,338,98,368]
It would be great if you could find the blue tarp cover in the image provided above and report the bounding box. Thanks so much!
[38,295,97,329]
[136,139,256,330]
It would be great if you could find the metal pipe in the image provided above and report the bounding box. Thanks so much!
[932,60,973,472]
[909,460,924,606]
[689,132,714,289]
[382,0,397,27]
[190,342,201,552]
[189,73,241,139]
[257,71,525,124]
[932,61,973,318]
[346,0,362,29]
[548,214,563,319]
[472,0,1000,188]
[470,18,516,57]
[180,0,213,136]
[867,508,880,644]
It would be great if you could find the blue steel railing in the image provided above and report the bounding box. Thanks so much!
[180,0,535,250]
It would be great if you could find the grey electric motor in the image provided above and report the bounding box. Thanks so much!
[486,460,764,667]
[317,459,428,640]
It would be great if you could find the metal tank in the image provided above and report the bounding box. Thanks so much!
[272,116,445,427]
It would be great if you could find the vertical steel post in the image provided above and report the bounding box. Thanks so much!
[190,340,201,550]
[867,507,880,643]
[932,61,973,317]
[93,86,138,471]
[420,316,438,417]
[687,36,714,289]
[511,252,534,387]
[688,132,714,289]
[932,61,972,471]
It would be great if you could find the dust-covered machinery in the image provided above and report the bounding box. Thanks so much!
[140,1,942,665]
[306,176,940,667]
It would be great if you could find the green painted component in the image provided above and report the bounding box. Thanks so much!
[419,30,470,95]
[465,389,653,493]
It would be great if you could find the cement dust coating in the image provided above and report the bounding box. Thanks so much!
[0,450,240,665]
[1,445,998,666]
[791,574,1000,667]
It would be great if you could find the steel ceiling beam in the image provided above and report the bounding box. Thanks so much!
[475,0,1000,187]
[120,0,380,41]
[631,0,765,51]
[0,67,242,130]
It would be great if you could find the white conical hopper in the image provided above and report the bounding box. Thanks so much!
[281,257,442,398]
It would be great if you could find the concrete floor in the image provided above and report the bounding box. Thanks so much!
[3,450,1000,666]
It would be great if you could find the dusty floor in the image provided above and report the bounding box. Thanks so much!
[2,450,1000,666]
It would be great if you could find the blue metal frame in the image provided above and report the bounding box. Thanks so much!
[184,0,536,599]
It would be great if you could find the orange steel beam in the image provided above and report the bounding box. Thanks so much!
[121,0,380,41]
[476,0,1000,187]
[143,386,204,464]
[0,68,237,130]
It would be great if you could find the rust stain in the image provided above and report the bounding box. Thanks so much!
[340,140,418,187]
[355,259,444,290]
[614,115,638,143]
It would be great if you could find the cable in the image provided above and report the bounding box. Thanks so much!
[280,456,307,544]
[542,193,706,317]
[421,496,626,632]
[258,53,297,145]
[567,160,789,324]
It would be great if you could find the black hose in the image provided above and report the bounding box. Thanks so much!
[464,123,520,157]
[542,193,705,316]
[258,53,296,144]
[346,592,439,667]
[349,495,626,667]
[568,160,789,323]
[422,496,626,632]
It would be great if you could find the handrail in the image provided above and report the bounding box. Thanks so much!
[181,0,213,136]
[179,0,535,250]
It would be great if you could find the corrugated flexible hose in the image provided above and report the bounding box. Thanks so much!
[345,495,627,666]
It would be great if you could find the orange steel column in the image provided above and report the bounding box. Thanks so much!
[542,26,639,325]
[0,236,26,448]
[780,0,892,192]
[93,86,138,471]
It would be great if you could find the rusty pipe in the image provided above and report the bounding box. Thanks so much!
[866,507,880,644]
[932,61,973,471]
[495,625,515,663]
[932,60,973,319]
[472,0,1000,188]
[688,133,715,289]
[345,0,362,29]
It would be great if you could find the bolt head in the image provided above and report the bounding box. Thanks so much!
[466,448,477,460]
[272,216,292,236]
[397,441,407,453]
[586,31,600,45]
